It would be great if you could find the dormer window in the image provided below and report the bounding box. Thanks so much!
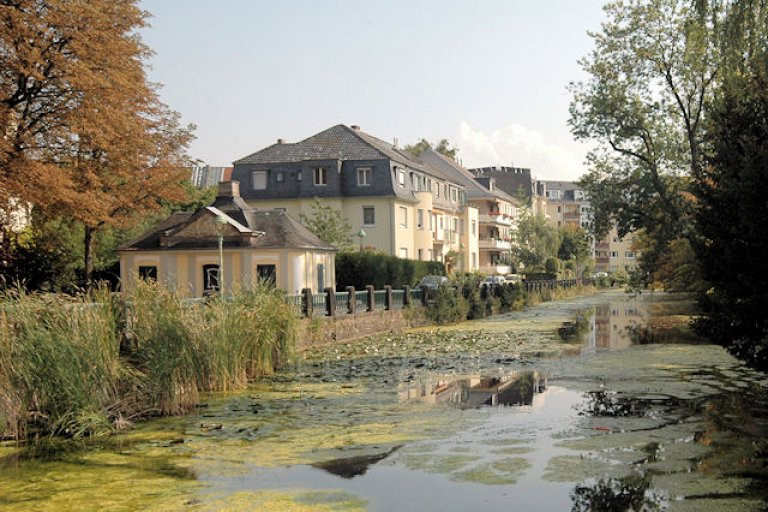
[314,167,327,186]
[398,169,405,187]
[357,167,372,186]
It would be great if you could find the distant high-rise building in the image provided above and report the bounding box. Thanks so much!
[190,165,232,188]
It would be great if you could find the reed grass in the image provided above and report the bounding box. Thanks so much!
[0,281,298,440]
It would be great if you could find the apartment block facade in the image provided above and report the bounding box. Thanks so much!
[421,150,522,274]
[231,124,479,271]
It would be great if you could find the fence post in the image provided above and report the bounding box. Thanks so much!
[403,285,411,306]
[302,287,313,317]
[480,283,488,300]
[420,285,429,306]
[366,285,375,312]
[324,287,335,316]
[384,285,393,310]
[346,286,356,314]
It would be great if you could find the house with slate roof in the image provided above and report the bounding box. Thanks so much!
[231,124,478,270]
[119,181,336,296]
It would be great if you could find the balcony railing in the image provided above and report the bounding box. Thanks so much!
[478,238,512,250]
[478,265,512,274]
[478,213,513,226]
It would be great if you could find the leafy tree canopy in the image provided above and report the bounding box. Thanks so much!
[569,0,724,279]
[403,138,459,160]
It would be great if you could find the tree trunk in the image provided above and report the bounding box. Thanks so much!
[84,225,94,290]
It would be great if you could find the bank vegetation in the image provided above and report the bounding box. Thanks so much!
[0,281,297,440]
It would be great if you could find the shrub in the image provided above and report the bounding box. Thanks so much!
[545,257,561,274]
[425,284,468,325]
[335,251,445,290]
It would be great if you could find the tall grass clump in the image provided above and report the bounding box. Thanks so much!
[125,280,198,416]
[0,288,122,438]
[186,281,297,392]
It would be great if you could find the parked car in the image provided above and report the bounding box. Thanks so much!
[594,272,608,278]
[504,274,523,284]
[479,275,506,287]
[417,275,450,292]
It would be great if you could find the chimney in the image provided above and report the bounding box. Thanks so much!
[276,138,284,144]
[217,180,240,198]
[393,137,399,148]
[350,124,361,131]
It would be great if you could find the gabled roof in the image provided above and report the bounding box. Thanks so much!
[120,196,336,252]
[233,124,457,183]
[419,149,519,204]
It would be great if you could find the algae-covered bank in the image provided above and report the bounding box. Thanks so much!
[2,291,767,511]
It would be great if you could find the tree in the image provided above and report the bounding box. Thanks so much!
[512,211,562,272]
[299,198,353,250]
[1,0,194,287]
[403,138,459,160]
[558,225,591,262]
[693,0,768,370]
[569,0,723,279]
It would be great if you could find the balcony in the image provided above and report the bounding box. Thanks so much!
[479,265,512,275]
[595,242,610,250]
[433,229,458,244]
[479,213,513,226]
[478,238,512,250]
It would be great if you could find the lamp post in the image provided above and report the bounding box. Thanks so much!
[356,228,367,252]
[215,215,228,294]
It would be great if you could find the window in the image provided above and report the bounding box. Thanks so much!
[557,206,562,213]
[451,188,457,202]
[138,265,157,281]
[444,184,448,198]
[610,251,618,258]
[452,218,458,232]
[296,170,303,181]
[418,249,423,260]
[625,251,636,258]
[431,212,436,231]
[202,264,220,292]
[411,172,417,189]
[252,171,267,190]
[417,209,424,229]
[439,216,444,230]
[399,206,408,227]
[398,169,405,187]
[471,220,476,235]
[399,248,408,259]
[256,264,276,286]
[363,206,375,226]
[435,182,440,197]
[357,167,372,186]
[314,167,327,186]
[275,171,284,183]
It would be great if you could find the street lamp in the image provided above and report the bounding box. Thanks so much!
[215,215,228,294]
[356,228,367,251]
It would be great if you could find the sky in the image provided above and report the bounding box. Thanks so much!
[140,1,607,181]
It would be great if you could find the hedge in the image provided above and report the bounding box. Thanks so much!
[335,251,445,291]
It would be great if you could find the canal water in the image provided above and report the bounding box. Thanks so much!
[1,291,767,511]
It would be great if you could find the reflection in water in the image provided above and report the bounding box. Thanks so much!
[312,446,401,478]
[571,474,667,512]
[401,371,547,409]
[579,299,646,353]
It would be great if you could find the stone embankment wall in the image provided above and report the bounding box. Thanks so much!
[299,307,429,349]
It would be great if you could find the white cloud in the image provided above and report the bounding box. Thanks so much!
[454,121,584,180]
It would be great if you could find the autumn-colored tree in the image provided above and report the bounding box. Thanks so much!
[1,0,194,286]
